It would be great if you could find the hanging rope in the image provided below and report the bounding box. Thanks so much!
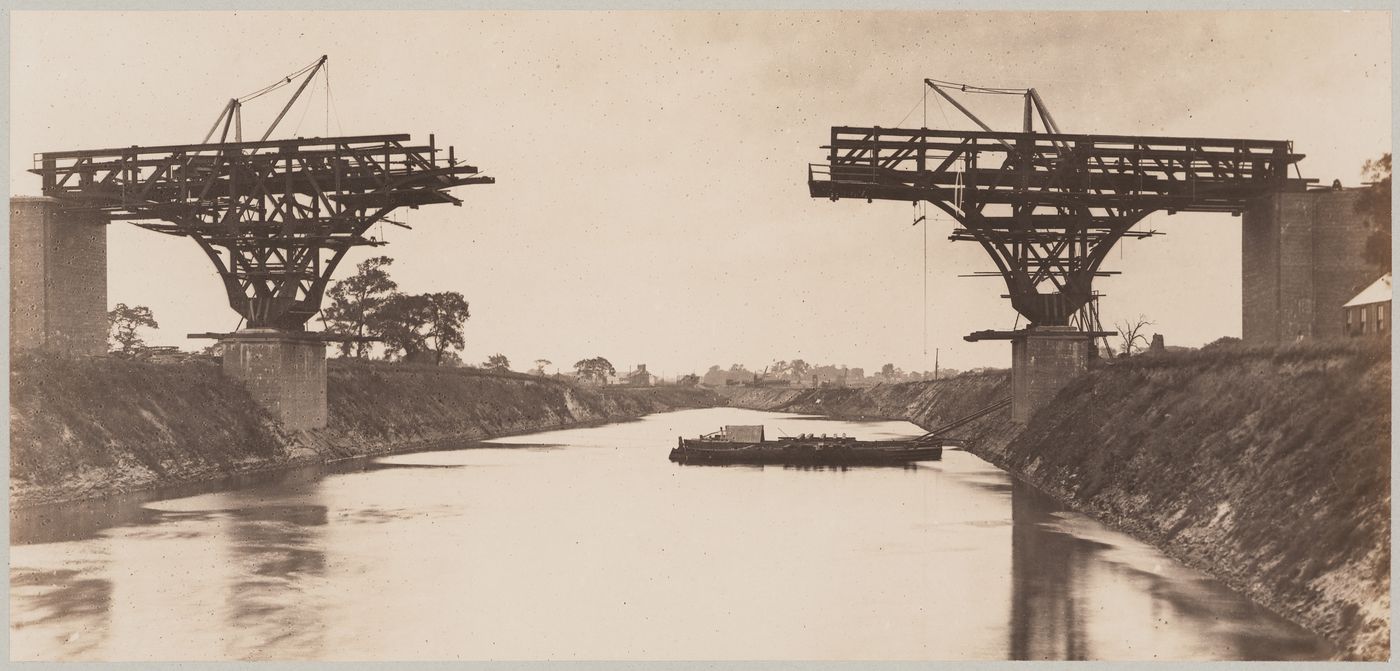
[326,61,346,135]
[290,80,316,136]
[891,94,924,128]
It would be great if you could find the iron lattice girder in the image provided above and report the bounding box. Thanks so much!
[31,133,493,330]
[808,126,1305,325]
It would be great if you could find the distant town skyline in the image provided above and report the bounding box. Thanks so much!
[8,11,1391,373]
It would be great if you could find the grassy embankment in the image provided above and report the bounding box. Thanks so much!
[989,339,1390,660]
[10,355,719,507]
[722,340,1390,659]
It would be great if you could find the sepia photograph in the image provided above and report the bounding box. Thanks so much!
[5,7,1392,663]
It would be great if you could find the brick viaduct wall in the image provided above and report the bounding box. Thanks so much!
[1242,189,1377,345]
[10,197,108,356]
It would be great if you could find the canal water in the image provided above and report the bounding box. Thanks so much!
[10,407,1333,661]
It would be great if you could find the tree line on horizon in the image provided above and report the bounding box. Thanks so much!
[700,360,978,387]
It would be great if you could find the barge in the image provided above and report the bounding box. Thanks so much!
[669,425,941,466]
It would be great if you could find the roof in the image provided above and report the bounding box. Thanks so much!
[1344,273,1392,308]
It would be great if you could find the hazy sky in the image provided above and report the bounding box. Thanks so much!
[8,11,1391,374]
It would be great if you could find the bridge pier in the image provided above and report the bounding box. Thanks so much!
[218,329,328,431]
[10,196,109,357]
[1010,326,1092,423]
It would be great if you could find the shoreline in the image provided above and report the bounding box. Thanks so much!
[717,341,1390,660]
[10,343,1388,658]
[9,412,660,512]
[9,356,721,510]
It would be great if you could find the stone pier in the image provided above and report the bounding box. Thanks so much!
[218,329,328,431]
[1242,187,1376,345]
[1010,326,1093,423]
[10,196,108,356]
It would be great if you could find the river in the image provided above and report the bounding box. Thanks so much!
[9,407,1333,661]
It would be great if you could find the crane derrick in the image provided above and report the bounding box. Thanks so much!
[29,56,492,332]
[32,134,492,330]
[808,81,1307,331]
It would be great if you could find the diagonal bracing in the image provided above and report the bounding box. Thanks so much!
[33,133,492,330]
[809,92,1306,326]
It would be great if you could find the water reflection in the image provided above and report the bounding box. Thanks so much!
[1009,480,1096,660]
[10,408,1334,661]
[10,568,112,658]
[223,503,328,660]
[1007,478,1333,660]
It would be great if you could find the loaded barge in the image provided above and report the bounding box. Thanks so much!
[669,425,941,466]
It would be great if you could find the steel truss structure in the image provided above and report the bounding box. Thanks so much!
[33,133,492,330]
[808,82,1306,327]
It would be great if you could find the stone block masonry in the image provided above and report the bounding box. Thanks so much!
[219,329,328,431]
[1010,326,1090,423]
[1242,188,1376,345]
[10,196,108,356]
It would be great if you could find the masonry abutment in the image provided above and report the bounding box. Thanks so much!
[9,196,109,357]
[218,329,328,431]
[1010,326,1092,423]
[1242,188,1375,345]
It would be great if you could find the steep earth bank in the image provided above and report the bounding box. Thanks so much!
[717,369,1020,450]
[721,342,1389,660]
[10,355,719,508]
[990,341,1389,660]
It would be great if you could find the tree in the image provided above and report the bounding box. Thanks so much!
[1357,153,1391,272]
[369,291,470,366]
[422,292,471,366]
[484,354,511,371]
[533,358,552,375]
[371,293,432,361]
[702,365,727,386]
[880,363,896,379]
[574,357,616,384]
[324,256,398,358]
[1116,315,1155,356]
[107,303,158,357]
[789,359,811,380]
[677,373,700,386]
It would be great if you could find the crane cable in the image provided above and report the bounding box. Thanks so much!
[924,78,1026,96]
[236,57,324,105]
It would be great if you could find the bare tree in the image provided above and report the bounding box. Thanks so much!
[1116,315,1155,356]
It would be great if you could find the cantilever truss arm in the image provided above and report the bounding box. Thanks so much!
[808,126,1305,326]
[32,133,494,330]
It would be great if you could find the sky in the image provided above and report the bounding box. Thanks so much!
[7,11,1392,375]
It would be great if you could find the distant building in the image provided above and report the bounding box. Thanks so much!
[620,364,653,387]
[1344,273,1391,337]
